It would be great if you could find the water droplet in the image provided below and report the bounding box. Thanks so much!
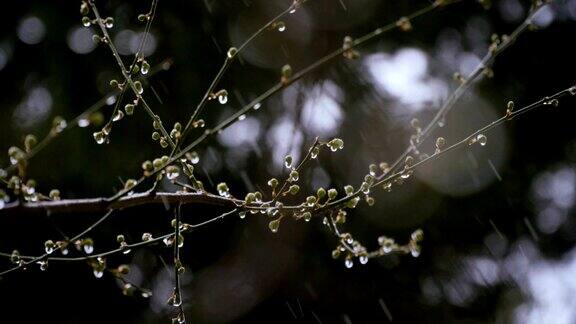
[52,117,67,133]
[93,131,106,144]
[84,243,94,254]
[227,47,238,59]
[275,21,286,32]
[359,255,369,265]
[44,240,55,254]
[82,17,91,27]
[253,103,261,110]
[435,137,446,151]
[239,211,246,219]
[112,110,124,122]
[38,260,48,271]
[284,155,293,168]
[306,196,317,207]
[289,170,299,182]
[189,151,200,164]
[218,91,228,104]
[141,61,150,75]
[133,81,143,95]
[310,146,319,159]
[174,313,186,324]
[269,219,280,233]
[410,244,421,257]
[476,134,487,146]
[169,291,182,307]
[93,269,104,278]
[327,138,344,152]
[217,182,230,197]
[166,171,179,180]
[332,249,340,259]
[166,166,180,180]
[344,257,354,268]
[104,17,114,29]
[194,119,205,128]
[238,114,246,121]
[142,233,153,241]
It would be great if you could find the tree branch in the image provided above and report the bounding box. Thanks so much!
[0,192,240,216]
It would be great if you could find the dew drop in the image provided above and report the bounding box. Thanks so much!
[169,292,182,307]
[238,114,246,121]
[44,240,55,254]
[227,47,238,59]
[104,17,114,29]
[217,182,230,197]
[163,236,174,247]
[141,61,150,75]
[253,103,261,110]
[310,146,319,159]
[82,17,91,27]
[218,91,228,104]
[476,134,487,146]
[93,269,104,278]
[239,211,246,219]
[276,21,286,32]
[410,244,421,257]
[53,117,67,133]
[166,170,179,180]
[435,137,446,150]
[112,110,124,122]
[359,255,369,265]
[38,261,48,271]
[344,258,354,268]
[269,219,280,233]
[93,131,106,145]
[284,155,293,168]
[133,81,143,95]
[84,243,94,254]
[189,151,200,164]
[289,170,299,182]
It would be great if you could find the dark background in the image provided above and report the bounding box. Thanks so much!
[1,0,576,323]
